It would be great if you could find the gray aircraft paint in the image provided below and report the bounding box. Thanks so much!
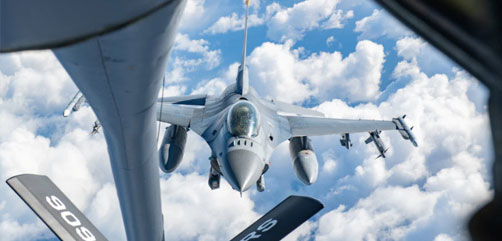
[230,195,323,241]
[365,130,389,158]
[7,174,108,241]
[51,1,187,240]
[0,0,178,52]
[157,74,417,192]
[156,1,418,193]
[7,174,323,241]
[2,0,418,240]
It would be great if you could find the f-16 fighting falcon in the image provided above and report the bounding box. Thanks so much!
[156,1,418,194]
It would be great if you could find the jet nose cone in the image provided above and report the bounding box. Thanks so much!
[226,150,264,192]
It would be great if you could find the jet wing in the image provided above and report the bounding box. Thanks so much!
[157,103,204,128]
[158,94,207,106]
[6,174,108,241]
[286,116,397,137]
[274,100,325,117]
[230,195,323,241]
[0,0,175,52]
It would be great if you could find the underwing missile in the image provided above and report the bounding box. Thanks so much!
[365,130,389,158]
[91,120,101,135]
[63,91,83,117]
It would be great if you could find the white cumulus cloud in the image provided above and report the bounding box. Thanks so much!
[248,39,385,103]
[355,9,412,40]
[166,34,222,83]
[316,186,439,241]
[205,12,265,34]
[266,0,343,42]
[312,57,491,240]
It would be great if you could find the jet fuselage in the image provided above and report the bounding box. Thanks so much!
[201,85,287,192]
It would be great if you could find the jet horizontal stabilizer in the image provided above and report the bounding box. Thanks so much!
[230,195,323,241]
[6,174,108,241]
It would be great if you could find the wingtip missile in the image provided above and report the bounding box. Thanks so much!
[392,116,418,147]
[63,109,72,117]
[63,91,83,117]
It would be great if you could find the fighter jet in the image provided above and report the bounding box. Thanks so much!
[156,2,419,193]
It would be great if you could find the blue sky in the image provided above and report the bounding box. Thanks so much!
[0,0,494,240]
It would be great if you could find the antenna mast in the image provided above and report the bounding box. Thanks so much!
[236,0,250,95]
[241,0,249,67]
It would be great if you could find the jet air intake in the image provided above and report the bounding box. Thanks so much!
[159,125,187,173]
[289,136,319,185]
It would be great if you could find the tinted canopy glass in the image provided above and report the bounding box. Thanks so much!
[227,101,260,137]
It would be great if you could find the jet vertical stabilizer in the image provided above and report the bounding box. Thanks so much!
[236,0,250,96]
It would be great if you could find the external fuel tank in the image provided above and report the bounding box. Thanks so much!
[289,136,319,185]
[159,125,187,173]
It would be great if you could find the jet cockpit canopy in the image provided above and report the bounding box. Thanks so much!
[227,101,260,137]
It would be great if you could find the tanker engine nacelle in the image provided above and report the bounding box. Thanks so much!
[289,136,319,185]
[159,125,187,173]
